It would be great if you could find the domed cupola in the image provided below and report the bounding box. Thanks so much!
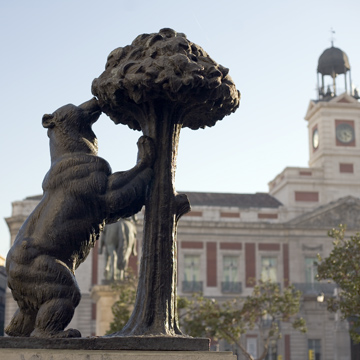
[317,44,356,100]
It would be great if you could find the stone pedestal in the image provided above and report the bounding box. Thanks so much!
[1,349,236,360]
[91,284,118,336]
[0,337,237,360]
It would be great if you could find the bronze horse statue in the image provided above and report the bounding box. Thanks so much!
[99,217,137,281]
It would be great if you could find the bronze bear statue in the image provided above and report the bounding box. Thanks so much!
[5,97,154,338]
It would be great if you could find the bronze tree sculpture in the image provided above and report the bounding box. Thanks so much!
[92,28,240,336]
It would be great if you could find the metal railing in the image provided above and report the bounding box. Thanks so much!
[182,280,203,293]
[221,281,242,294]
[292,282,336,296]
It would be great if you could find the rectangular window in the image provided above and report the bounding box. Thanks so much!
[305,257,318,284]
[261,257,277,282]
[184,255,200,282]
[222,256,241,293]
[246,337,257,359]
[183,255,202,292]
[308,339,321,360]
[265,340,277,360]
[223,256,239,283]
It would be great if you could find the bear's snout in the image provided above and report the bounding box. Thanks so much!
[78,98,102,126]
[79,97,101,114]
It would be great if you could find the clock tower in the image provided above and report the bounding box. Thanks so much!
[306,45,360,181]
[269,44,360,219]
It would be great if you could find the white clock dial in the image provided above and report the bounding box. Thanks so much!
[312,129,319,149]
[336,123,355,144]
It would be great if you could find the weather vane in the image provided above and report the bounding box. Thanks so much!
[330,27,336,46]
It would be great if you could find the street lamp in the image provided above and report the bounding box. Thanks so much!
[317,292,324,303]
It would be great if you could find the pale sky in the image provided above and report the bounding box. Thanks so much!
[1,0,359,257]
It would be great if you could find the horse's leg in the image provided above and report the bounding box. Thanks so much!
[104,252,110,280]
[110,250,115,281]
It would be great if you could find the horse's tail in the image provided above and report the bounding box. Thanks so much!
[116,220,137,271]
[98,227,106,255]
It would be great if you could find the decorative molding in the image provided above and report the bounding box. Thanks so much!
[302,244,323,252]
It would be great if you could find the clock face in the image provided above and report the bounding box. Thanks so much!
[336,123,355,144]
[312,128,319,149]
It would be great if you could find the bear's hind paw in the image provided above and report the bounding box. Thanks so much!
[56,328,82,338]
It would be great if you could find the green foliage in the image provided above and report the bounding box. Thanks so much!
[108,273,305,359]
[106,271,138,335]
[317,225,360,343]
[178,280,306,360]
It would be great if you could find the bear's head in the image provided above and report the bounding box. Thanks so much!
[42,98,102,161]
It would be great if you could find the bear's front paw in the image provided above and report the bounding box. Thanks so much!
[137,136,155,167]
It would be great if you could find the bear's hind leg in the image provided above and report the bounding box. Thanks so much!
[5,308,36,337]
[31,298,81,338]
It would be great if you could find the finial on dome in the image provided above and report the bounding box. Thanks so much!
[330,28,335,47]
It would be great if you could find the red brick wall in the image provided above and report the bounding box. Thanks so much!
[295,191,319,202]
[258,243,280,251]
[245,243,256,287]
[340,163,354,173]
[220,242,242,250]
[183,211,203,217]
[181,241,203,249]
[283,244,289,287]
[92,240,98,285]
[128,253,138,276]
[258,213,278,219]
[207,242,217,287]
[220,212,240,218]
[285,334,291,360]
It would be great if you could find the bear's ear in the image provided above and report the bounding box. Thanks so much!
[42,114,55,129]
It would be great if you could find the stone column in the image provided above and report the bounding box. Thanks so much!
[91,285,118,336]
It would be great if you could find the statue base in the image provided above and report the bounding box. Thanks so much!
[0,349,236,360]
[0,336,209,351]
[0,336,237,360]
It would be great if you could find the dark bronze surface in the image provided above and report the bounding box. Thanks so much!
[5,98,155,338]
[92,28,240,337]
[5,28,240,346]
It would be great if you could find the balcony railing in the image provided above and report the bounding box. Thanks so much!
[292,282,337,296]
[182,280,203,293]
[221,281,242,294]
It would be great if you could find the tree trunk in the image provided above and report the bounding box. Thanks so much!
[113,102,189,336]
